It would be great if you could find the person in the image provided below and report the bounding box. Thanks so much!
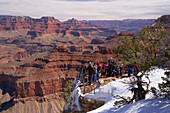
[104,63,108,76]
[93,62,97,82]
[114,64,120,78]
[133,62,138,75]
[127,64,134,77]
[87,62,94,85]
[81,64,87,83]
[97,61,101,81]
[118,59,123,76]
[108,57,115,77]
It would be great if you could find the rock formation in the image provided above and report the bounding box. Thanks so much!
[0,46,117,99]
[87,19,156,34]
[91,38,105,44]
[154,15,170,32]
[0,15,117,55]
[0,45,31,65]
[0,16,117,38]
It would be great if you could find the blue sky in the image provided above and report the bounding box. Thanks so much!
[0,0,169,20]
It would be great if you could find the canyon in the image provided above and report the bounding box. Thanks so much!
[0,15,164,112]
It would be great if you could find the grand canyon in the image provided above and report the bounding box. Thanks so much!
[0,14,169,113]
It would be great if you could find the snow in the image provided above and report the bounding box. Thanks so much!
[82,68,170,113]
[68,69,169,113]
[107,98,170,113]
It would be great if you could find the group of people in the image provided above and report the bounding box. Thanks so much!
[103,57,123,78]
[82,61,101,85]
[80,57,138,85]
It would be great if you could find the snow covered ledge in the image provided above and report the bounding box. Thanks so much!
[65,69,169,113]
[86,68,169,113]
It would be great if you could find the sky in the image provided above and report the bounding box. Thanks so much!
[0,0,169,21]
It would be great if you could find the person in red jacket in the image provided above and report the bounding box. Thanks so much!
[97,61,101,81]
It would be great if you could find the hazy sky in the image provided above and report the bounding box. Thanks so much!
[0,0,169,20]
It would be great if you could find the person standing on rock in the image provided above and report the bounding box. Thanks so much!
[127,64,134,77]
[93,62,98,83]
[87,62,94,85]
[97,61,101,81]
[114,64,120,78]
[108,57,115,77]
[80,64,87,83]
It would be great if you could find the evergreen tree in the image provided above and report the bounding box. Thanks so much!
[151,71,170,99]
[61,80,77,112]
[114,25,169,104]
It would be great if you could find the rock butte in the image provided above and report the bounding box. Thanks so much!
[0,16,117,38]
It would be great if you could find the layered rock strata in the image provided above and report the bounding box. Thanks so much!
[0,46,117,98]
[0,16,117,38]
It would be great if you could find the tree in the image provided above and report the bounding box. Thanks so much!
[114,25,169,104]
[151,71,170,99]
[61,80,76,112]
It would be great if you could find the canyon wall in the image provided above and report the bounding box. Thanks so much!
[0,46,117,98]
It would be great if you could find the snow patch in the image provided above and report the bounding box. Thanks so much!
[86,69,169,113]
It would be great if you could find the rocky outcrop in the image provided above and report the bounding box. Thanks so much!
[91,38,105,44]
[70,31,81,37]
[106,33,118,40]
[27,30,42,37]
[155,15,170,25]
[63,18,94,28]
[118,32,134,36]
[106,32,134,41]
[0,16,63,36]
[0,15,32,30]
[0,73,18,88]
[154,15,170,32]
[15,77,74,98]
[0,92,65,113]
[0,45,31,65]
[79,96,105,112]
[62,18,117,37]
[98,47,115,54]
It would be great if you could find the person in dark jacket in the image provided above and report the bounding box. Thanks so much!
[114,64,120,78]
[127,64,134,77]
[108,57,115,77]
[80,64,87,83]
[87,62,94,85]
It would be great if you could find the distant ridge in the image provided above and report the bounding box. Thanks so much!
[86,19,156,34]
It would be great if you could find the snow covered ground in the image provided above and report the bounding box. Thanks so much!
[77,68,170,113]
[101,98,170,113]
